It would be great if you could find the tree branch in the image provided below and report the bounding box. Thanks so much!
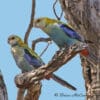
[39,42,52,57]
[32,37,52,50]
[24,0,35,44]
[24,82,41,100]
[53,0,63,20]
[17,82,41,100]
[17,88,25,100]
[15,44,86,88]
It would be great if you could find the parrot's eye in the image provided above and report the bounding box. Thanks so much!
[37,19,40,23]
[11,37,15,40]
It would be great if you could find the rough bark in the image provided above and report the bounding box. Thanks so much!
[24,82,41,100]
[59,0,100,100]
[0,70,8,100]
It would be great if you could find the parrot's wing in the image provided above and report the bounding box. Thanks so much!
[59,24,82,41]
[24,49,44,68]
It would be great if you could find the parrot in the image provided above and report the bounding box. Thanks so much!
[33,17,93,56]
[8,35,76,91]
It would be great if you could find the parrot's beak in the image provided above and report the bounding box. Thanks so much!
[7,38,13,45]
[8,39,12,45]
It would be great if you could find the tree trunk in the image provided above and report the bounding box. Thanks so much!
[59,0,100,100]
[0,70,8,100]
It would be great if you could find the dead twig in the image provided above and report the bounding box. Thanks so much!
[24,0,36,44]
[53,0,63,20]
[32,37,51,50]
[39,41,52,57]
[15,44,84,88]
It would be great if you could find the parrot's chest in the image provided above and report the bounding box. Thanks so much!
[45,25,71,47]
[11,47,33,72]
[11,47,24,60]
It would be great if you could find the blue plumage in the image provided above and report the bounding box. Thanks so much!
[24,49,44,67]
[59,24,82,41]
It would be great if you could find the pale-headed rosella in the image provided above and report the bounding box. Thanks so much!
[33,17,93,56]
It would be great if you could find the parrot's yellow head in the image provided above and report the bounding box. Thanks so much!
[8,35,24,47]
[33,17,58,29]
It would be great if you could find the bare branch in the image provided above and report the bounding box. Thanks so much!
[53,0,63,20]
[15,44,85,88]
[39,42,51,57]
[32,37,52,50]
[24,0,36,44]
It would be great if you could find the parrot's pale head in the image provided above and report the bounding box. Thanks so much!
[8,35,23,46]
[33,17,48,29]
[33,17,58,29]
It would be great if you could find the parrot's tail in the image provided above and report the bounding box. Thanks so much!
[84,40,94,44]
[51,74,76,91]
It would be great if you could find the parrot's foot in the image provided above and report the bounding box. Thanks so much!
[80,49,89,56]
[45,74,52,80]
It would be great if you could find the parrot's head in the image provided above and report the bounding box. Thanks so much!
[33,17,48,29]
[8,35,24,47]
[33,17,58,29]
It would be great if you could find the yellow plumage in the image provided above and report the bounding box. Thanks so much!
[16,36,40,59]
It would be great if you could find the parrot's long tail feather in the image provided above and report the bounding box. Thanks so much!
[84,40,94,44]
[51,74,76,91]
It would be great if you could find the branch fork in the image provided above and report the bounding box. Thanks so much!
[15,44,86,88]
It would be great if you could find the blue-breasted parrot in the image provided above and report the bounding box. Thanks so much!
[8,35,76,91]
[33,17,93,56]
